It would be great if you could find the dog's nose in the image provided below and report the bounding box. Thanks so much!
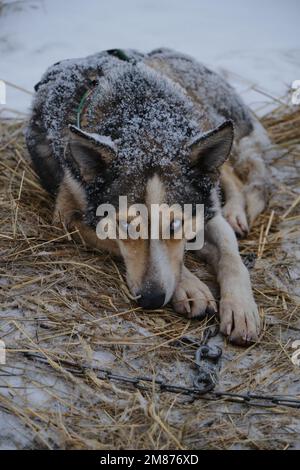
[137,291,166,309]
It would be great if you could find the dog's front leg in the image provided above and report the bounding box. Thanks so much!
[200,214,260,345]
[172,265,217,318]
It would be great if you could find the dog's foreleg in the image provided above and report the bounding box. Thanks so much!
[172,265,217,318]
[220,162,249,237]
[235,120,270,227]
[199,214,260,345]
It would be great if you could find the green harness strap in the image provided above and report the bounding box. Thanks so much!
[76,88,94,128]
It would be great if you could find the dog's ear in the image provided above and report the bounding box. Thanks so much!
[68,125,116,182]
[188,120,233,171]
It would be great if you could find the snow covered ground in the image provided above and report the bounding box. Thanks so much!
[0,0,300,117]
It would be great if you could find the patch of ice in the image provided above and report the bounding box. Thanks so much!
[92,350,116,366]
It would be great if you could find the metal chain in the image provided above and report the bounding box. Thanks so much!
[173,325,222,394]
[20,327,300,409]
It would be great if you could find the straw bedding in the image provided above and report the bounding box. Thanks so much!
[0,100,299,449]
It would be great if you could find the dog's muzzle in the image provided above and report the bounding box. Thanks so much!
[137,288,165,310]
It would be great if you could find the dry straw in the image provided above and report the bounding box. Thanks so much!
[0,97,299,449]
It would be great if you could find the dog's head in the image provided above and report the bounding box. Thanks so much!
[65,66,233,309]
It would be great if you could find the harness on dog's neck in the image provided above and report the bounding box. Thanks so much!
[76,49,136,129]
[76,87,95,128]
[106,48,136,63]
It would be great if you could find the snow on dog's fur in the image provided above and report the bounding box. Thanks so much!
[26,48,271,345]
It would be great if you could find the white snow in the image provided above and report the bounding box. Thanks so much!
[0,0,299,117]
[87,133,116,150]
[92,350,116,367]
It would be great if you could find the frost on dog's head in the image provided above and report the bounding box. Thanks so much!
[68,124,117,182]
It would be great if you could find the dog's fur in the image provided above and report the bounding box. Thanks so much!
[26,48,271,345]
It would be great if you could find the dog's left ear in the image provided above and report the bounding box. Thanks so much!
[68,125,117,182]
[188,120,234,171]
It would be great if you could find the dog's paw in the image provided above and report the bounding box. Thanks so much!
[219,293,260,346]
[172,271,217,319]
[222,202,249,238]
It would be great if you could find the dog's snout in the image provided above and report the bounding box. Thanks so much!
[137,290,165,310]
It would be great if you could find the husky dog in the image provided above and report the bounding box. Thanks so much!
[26,48,271,345]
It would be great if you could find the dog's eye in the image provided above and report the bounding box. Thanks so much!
[170,219,182,233]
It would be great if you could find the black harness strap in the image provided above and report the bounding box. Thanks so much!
[107,49,131,61]
[106,48,137,65]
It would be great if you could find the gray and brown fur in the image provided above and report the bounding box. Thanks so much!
[26,48,271,345]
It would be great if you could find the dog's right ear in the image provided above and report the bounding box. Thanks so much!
[68,125,117,182]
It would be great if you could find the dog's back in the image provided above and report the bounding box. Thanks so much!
[26,49,256,191]
[145,48,254,139]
